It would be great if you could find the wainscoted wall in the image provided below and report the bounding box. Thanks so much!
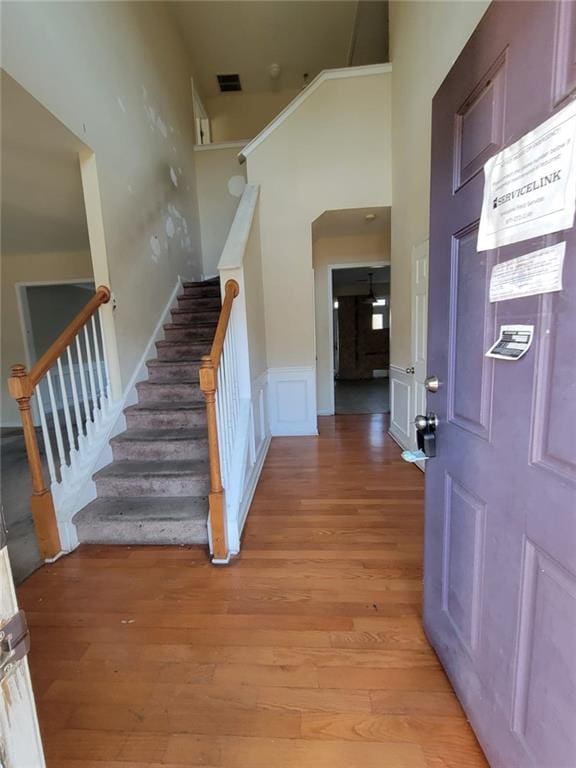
[234,370,270,549]
[389,364,414,450]
[267,366,318,436]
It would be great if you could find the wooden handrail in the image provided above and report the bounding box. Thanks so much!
[199,279,240,562]
[7,284,112,559]
[30,285,111,386]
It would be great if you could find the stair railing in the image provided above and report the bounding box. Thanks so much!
[199,278,240,563]
[8,285,112,559]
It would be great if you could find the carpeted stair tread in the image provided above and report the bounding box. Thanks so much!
[74,497,209,545]
[76,496,207,521]
[164,321,218,330]
[112,427,207,442]
[156,340,211,348]
[95,459,209,478]
[147,359,202,367]
[125,400,205,412]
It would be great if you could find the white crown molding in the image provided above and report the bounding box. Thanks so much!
[194,141,248,152]
[239,63,392,162]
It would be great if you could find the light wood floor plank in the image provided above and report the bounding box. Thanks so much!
[18,414,487,766]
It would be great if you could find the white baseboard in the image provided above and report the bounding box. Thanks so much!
[268,366,318,436]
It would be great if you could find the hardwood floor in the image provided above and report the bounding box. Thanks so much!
[18,414,488,767]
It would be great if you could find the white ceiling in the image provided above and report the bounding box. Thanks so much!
[172,1,359,97]
[312,206,391,239]
[1,71,90,255]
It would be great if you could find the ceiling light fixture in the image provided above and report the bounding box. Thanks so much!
[268,63,281,80]
[362,272,378,305]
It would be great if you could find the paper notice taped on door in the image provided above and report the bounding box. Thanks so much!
[489,242,565,302]
[478,100,576,251]
[486,325,534,361]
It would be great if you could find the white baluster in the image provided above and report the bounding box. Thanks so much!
[223,334,234,432]
[223,339,234,455]
[57,357,77,468]
[98,306,112,401]
[219,352,230,481]
[216,366,228,488]
[66,346,83,447]
[46,370,67,481]
[35,384,57,487]
[75,335,92,436]
[83,325,101,427]
[91,315,106,413]
[220,366,231,484]
[229,321,240,425]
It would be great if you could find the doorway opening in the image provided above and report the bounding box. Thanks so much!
[331,265,390,414]
[312,206,391,416]
[17,281,96,367]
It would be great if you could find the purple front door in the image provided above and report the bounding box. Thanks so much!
[426,3,576,766]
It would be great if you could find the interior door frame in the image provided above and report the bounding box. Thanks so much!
[326,260,390,415]
[410,240,429,471]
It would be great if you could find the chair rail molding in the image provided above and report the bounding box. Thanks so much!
[268,366,318,437]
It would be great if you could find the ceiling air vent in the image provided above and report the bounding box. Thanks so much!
[217,73,242,93]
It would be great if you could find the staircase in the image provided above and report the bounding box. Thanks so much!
[73,279,220,545]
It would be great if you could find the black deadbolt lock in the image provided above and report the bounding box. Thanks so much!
[414,413,438,458]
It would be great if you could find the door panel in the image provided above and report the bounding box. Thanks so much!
[453,51,507,191]
[448,225,495,437]
[427,3,576,766]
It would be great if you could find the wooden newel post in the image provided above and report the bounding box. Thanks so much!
[8,364,61,559]
[199,356,228,561]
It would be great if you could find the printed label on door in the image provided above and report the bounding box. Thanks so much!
[478,100,576,250]
[485,325,534,361]
[489,242,565,302]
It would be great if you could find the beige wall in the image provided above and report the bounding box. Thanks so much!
[2,1,203,394]
[206,90,300,142]
[313,230,390,414]
[1,251,93,425]
[194,145,247,278]
[388,0,489,366]
[246,70,392,375]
